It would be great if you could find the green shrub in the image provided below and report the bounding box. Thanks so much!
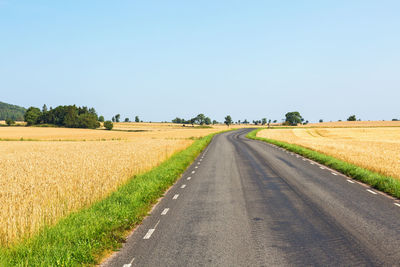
[104,121,113,130]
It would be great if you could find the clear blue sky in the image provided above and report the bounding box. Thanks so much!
[1,1,399,122]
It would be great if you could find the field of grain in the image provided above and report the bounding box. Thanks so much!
[0,124,230,246]
[257,127,400,180]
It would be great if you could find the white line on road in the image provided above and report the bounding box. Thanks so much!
[181,184,186,189]
[302,158,306,161]
[187,177,191,180]
[320,167,325,169]
[367,189,377,195]
[331,172,338,176]
[195,166,198,169]
[197,162,200,165]
[199,159,202,161]
[347,180,355,183]
[191,171,195,174]
[173,194,179,199]
[143,229,155,239]
[394,203,400,207]
[161,208,169,215]
[123,257,135,266]
[310,162,315,165]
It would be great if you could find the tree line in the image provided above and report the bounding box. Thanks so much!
[24,104,101,129]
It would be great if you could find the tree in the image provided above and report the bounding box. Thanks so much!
[115,114,120,122]
[24,107,42,126]
[112,116,115,122]
[5,118,15,126]
[347,115,356,121]
[224,115,232,127]
[204,117,211,125]
[273,120,277,123]
[285,111,303,126]
[262,118,267,125]
[98,116,104,122]
[319,119,323,123]
[212,120,218,125]
[135,116,140,122]
[195,114,206,125]
[104,121,113,130]
[124,118,130,122]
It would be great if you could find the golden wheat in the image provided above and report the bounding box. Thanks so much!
[257,127,400,180]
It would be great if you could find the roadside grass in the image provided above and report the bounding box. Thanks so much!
[0,131,220,266]
[247,128,400,199]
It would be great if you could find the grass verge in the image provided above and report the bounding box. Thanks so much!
[0,131,221,266]
[247,128,400,199]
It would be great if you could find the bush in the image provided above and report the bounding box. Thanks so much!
[104,121,113,130]
[5,118,15,126]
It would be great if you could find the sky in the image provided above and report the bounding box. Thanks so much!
[1,1,399,123]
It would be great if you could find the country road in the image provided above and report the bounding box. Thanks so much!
[103,129,400,266]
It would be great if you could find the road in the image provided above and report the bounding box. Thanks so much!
[103,128,400,266]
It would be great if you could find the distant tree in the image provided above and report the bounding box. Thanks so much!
[124,117,130,122]
[285,111,303,126]
[224,115,232,127]
[243,119,249,124]
[195,114,206,125]
[115,114,120,122]
[172,117,183,123]
[5,118,15,126]
[112,116,115,122]
[212,120,218,125]
[135,116,140,122]
[238,120,241,124]
[104,120,113,130]
[204,117,211,125]
[98,115,104,122]
[304,120,309,125]
[42,104,48,113]
[347,115,356,121]
[262,118,267,125]
[319,119,323,123]
[393,118,399,121]
[24,107,42,126]
[273,120,277,123]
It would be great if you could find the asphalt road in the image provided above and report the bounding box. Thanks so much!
[103,128,400,266]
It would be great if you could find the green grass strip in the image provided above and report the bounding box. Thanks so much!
[247,128,400,199]
[0,131,221,266]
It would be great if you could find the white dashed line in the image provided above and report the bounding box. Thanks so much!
[320,167,325,169]
[187,177,191,180]
[310,162,315,165]
[195,166,198,169]
[143,229,155,239]
[347,180,355,183]
[124,257,135,267]
[191,171,195,174]
[302,159,306,161]
[200,159,202,161]
[173,194,179,199]
[181,184,186,189]
[197,162,200,165]
[331,172,338,176]
[161,208,169,215]
[367,189,377,195]
[394,203,400,207]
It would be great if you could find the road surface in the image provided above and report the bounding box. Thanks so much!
[103,128,400,266]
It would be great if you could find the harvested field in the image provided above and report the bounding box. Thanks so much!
[257,127,400,180]
[305,120,400,128]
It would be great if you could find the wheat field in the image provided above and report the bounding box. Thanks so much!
[0,124,230,246]
[257,127,400,180]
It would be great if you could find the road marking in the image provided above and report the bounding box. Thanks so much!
[367,189,377,195]
[347,179,355,183]
[310,162,315,165]
[123,257,135,267]
[154,219,160,229]
[181,184,186,189]
[173,194,179,199]
[195,166,198,169]
[302,158,306,161]
[143,229,155,239]
[187,176,191,180]
[200,159,202,161]
[394,203,400,207]
[320,167,325,169]
[331,172,338,176]
[191,171,195,174]
[161,208,169,215]
[197,162,200,165]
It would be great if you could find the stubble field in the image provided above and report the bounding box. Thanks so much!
[257,127,400,180]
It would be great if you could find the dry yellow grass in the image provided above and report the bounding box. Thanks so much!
[257,127,400,180]
[0,124,235,246]
[306,120,400,127]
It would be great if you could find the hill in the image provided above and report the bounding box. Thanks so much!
[0,101,26,121]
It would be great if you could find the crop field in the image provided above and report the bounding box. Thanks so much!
[257,127,400,180]
[0,124,230,246]
[305,120,400,128]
